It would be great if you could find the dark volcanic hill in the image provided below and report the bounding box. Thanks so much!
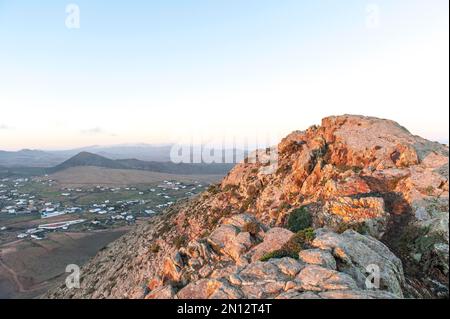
[50,152,126,172]
[49,144,175,162]
[116,159,235,175]
[49,152,234,175]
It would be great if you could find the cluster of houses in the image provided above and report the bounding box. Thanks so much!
[1,178,208,242]
[157,180,203,192]
[40,202,82,219]
[0,178,38,215]
[16,219,87,240]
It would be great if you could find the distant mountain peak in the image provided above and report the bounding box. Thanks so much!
[74,151,100,157]
[48,151,234,175]
[51,152,126,172]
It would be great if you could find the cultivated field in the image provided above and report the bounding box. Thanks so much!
[49,166,224,188]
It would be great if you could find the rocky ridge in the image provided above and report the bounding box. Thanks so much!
[45,115,449,299]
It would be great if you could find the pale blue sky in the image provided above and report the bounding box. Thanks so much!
[0,0,448,150]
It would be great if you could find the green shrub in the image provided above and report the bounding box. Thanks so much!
[278,202,292,212]
[223,184,239,192]
[425,186,435,196]
[285,227,315,251]
[335,222,369,235]
[276,164,292,175]
[174,235,188,249]
[150,244,160,254]
[287,206,312,232]
[201,229,211,238]
[243,221,260,236]
[396,224,446,276]
[260,249,298,262]
[336,165,362,173]
[260,228,316,262]
[240,195,257,212]
[207,184,221,195]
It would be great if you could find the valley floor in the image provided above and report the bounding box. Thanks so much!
[0,227,130,299]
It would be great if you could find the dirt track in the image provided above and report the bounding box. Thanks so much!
[0,228,130,299]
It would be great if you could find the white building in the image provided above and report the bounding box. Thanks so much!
[41,211,66,219]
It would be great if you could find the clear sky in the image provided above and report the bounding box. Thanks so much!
[0,0,448,150]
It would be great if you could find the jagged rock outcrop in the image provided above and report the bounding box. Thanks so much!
[312,229,405,297]
[141,224,403,299]
[45,115,449,299]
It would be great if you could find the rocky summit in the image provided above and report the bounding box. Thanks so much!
[45,115,449,299]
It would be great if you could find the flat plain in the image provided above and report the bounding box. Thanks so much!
[0,227,130,299]
[49,166,223,188]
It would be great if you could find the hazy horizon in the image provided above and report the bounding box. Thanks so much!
[1,117,449,153]
[1,0,449,151]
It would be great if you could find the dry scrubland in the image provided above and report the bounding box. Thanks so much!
[49,166,223,188]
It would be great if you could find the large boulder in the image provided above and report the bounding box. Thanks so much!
[318,289,398,299]
[172,226,407,299]
[222,214,264,233]
[145,286,176,299]
[162,252,184,283]
[247,228,294,262]
[317,197,389,239]
[177,279,242,299]
[207,224,254,263]
[234,259,299,299]
[296,265,358,291]
[207,225,240,252]
[312,229,405,298]
[299,249,337,270]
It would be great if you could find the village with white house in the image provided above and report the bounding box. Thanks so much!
[0,177,207,244]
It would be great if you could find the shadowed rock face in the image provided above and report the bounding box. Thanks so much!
[44,115,449,299]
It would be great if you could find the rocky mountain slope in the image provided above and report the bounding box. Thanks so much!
[51,152,127,172]
[45,115,449,299]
